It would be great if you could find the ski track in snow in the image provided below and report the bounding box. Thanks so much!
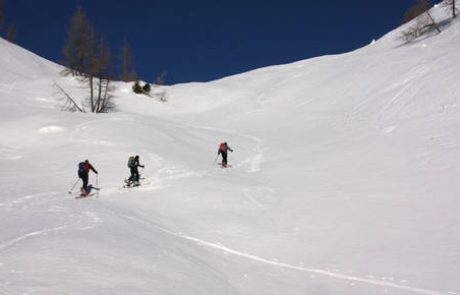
[242,186,276,211]
[181,123,265,173]
[1,192,60,209]
[0,155,22,161]
[0,225,70,252]
[0,284,11,295]
[100,165,210,195]
[164,235,449,295]
[0,190,103,252]
[1,113,452,295]
[119,214,449,295]
[3,116,450,295]
[69,118,119,146]
[242,188,268,210]
[0,211,102,253]
[69,118,449,294]
[344,65,428,127]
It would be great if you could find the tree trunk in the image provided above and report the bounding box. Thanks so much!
[100,79,110,113]
[426,11,441,33]
[96,76,103,112]
[454,0,457,18]
[89,76,95,112]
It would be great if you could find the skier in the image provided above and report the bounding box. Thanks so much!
[218,142,233,168]
[77,159,98,196]
[126,155,144,186]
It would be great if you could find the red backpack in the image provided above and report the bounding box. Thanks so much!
[219,143,226,152]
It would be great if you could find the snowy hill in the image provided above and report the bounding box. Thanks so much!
[1,4,460,295]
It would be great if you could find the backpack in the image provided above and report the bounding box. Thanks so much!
[219,143,226,152]
[128,156,135,168]
[78,162,86,177]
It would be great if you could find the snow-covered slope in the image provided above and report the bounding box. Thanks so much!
[1,4,460,295]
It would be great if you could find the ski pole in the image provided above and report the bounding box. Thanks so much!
[213,154,219,164]
[96,173,99,197]
[68,178,80,194]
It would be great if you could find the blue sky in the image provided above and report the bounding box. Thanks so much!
[3,0,416,84]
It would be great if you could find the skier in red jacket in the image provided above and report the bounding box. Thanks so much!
[218,142,233,167]
[77,159,98,196]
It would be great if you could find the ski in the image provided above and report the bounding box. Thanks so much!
[74,185,100,198]
[218,163,232,168]
[123,183,141,188]
[75,193,96,199]
[123,177,145,188]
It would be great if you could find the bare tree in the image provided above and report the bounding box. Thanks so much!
[63,7,95,76]
[78,33,115,113]
[0,0,4,32]
[402,2,425,24]
[61,7,115,113]
[119,41,137,82]
[0,1,17,43]
[421,0,441,33]
[92,35,114,113]
[401,0,441,41]
[152,70,168,102]
[97,79,115,113]
[442,0,457,18]
[53,82,84,112]
[6,24,16,42]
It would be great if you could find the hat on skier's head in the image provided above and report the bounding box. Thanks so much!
[135,155,139,159]
[85,159,89,163]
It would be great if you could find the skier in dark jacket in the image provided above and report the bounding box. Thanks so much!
[128,155,144,184]
[78,159,98,195]
[218,142,233,167]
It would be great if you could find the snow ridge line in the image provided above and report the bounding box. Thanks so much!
[120,214,447,295]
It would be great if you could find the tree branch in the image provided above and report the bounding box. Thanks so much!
[53,82,84,112]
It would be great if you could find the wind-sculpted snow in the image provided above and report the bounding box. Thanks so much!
[1,4,460,294]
